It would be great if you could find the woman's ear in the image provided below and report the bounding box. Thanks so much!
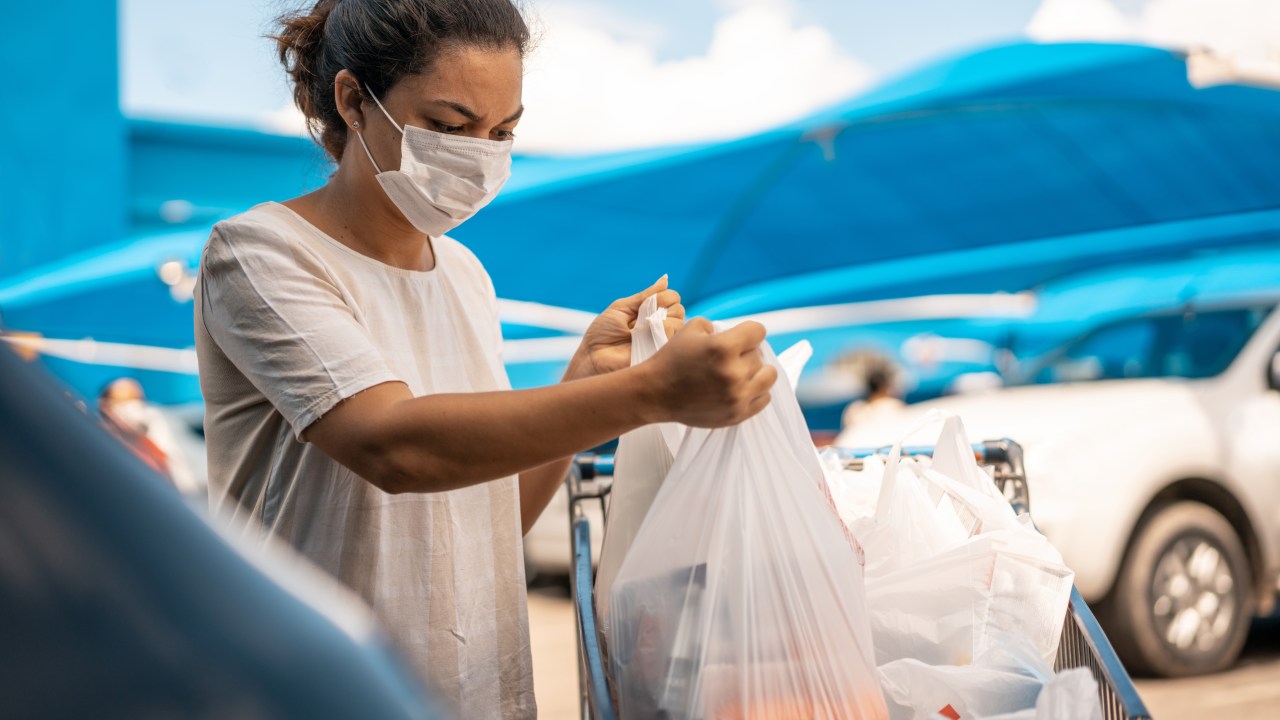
[333,69,366,131]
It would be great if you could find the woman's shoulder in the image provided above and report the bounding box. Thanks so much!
[203,203,327,277]
[210,202,306,247]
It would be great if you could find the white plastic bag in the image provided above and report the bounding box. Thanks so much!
[776,339,813,391]
[852,413,1074,667]
[821,453,887,528]
[878,634,1050,720]
[1028,668,1102,720]
[596,295,685,633]
[852,445,969,577]
[864,531,1073,668]
[880,648,1102,720]
[597,306,815,635]
[608,342,887,720]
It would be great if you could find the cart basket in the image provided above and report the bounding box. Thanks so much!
[565,441,1152,720]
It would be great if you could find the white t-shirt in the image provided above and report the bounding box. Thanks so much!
[194,202,535,719]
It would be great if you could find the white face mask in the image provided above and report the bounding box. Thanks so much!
[355,86,513,237]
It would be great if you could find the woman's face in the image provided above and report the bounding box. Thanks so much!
[351,44,524,171]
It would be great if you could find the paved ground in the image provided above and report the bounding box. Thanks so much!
[528,583,579,720]
[528,584,1280,720]
[1133,616,1280,720]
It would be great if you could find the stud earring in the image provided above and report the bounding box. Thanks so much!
[352,121,361,129]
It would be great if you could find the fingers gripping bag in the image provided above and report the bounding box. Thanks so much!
[607,338,888,720]
[596,294,686,633]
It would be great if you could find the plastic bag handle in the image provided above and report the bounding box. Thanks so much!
[632,294,669,364]
[632,294,684,455]
[872,409,951,519]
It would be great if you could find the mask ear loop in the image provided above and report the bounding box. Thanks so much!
[351,82,402,174]
[365,84,403,133]
[354,127,383,174]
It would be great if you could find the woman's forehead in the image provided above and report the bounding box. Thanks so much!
[392,45,523,113]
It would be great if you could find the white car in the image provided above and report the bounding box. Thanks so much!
[837,298,1280,677]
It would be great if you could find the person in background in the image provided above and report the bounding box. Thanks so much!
[194,1,777,717]
[99,378,198,494]
[840,358,906,433]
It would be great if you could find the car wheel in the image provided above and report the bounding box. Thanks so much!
[1102,501,1253,677]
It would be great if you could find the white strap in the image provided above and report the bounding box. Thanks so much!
[353,130,382,174]
[365,83,404,133]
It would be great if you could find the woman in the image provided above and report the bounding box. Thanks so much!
[193,0,776,717]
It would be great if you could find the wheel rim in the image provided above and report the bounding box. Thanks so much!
[1150,534,1238,655]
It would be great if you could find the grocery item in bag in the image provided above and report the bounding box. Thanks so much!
[609,341,886,720]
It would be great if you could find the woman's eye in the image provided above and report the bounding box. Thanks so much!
[495,130,516,141]
[432,121,465,134]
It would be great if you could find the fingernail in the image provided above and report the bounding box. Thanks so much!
[657,274,668,285]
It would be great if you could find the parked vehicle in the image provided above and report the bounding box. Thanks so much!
[838,297,1280,676]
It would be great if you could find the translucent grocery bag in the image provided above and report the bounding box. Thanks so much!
[878,634,1049,720]
[596,295,686,633]
[863,532,1072,667]
[598,310,815,635]
[878,634,1102,720]
[607,340,888,720]
[850,413,1074,667]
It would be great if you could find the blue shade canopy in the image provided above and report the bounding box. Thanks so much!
[4,41,1280,404]
[452,42,1280,316]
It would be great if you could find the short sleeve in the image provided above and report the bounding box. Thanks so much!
[486,270,504,363]
[198,224,401,439]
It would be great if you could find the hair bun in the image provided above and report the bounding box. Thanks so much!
[274,0,339,131]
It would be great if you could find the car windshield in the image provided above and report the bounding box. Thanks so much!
[1016,305,1274,385]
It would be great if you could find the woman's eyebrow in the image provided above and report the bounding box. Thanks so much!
[437,100,481,121]
[433,100,524,124]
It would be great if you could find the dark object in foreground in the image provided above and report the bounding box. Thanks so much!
[0,345,441,719]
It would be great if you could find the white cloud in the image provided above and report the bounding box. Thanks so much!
[1027,0,1280,75]
[1141,0,1280,61]
[1025,0,1133,42]
[515,3,873,153]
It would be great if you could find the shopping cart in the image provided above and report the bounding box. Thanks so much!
[565,440,1153,720]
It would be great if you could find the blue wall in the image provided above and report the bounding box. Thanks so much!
[0,4,127,279]
[128,120,331,235]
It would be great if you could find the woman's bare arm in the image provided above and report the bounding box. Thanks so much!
[516,458,575,535]
[304,318,776,497]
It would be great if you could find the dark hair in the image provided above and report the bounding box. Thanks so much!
[865,365,893,397]
[274,0,531,161]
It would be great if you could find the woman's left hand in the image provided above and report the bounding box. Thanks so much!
[565,276,685,381]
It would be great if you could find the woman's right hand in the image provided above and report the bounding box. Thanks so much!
[640,318,777,428]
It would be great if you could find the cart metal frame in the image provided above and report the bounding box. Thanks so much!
[566,441,1152,720]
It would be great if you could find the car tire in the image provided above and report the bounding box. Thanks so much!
[1102,501,1253,677]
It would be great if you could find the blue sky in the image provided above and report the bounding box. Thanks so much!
[120,0,1274,152]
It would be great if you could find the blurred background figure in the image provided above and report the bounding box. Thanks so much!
[839,352,906,434]
[99,377,199,495]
